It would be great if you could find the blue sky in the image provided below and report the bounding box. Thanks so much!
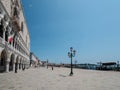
[22,0,120,64]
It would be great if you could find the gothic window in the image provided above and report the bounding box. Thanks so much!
[6,26,9,31]
[0,27,3,38]
[15,0,19,7]
[5,31,8,42]
[21,22,24,32]
[13,37,15,47]
[13,7,18,17]
[4,14,8,21]
[15,43,17,49]
[12,0,20,18]
[26,36,27,46]
[9,21,12,28]
[0,19,4,38]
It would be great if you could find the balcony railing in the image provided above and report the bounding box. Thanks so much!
[0,36,28,60]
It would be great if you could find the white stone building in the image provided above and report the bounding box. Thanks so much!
[0,0,30,72]
[30,52,42,67]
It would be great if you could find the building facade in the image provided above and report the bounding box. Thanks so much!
[0,0,30,72]
[30,52,42,67]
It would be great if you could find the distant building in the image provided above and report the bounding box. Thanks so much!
[75,64,96,70]
[41,61,47,67]
[30,52,42,67]
[61,63,96,70]
[96,62,119,71]
[0,0,30,72]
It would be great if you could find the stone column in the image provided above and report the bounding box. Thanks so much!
[3,30,5,43]
[13,62,15,72]
[22,64,25,71]
[3,23,7,42]
[6,61,10,73]
[21,63,23,70]
[24,64,26,69]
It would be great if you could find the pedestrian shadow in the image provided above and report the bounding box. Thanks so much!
[59,74,67,77]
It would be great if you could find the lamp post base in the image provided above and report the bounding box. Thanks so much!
[69,72,73,76]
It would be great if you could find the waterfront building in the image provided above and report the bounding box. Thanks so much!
[41,61,48,67]
[75,64,96,70]
[96,62,119,71]
[0,0,30,72]
[30,52,42,67]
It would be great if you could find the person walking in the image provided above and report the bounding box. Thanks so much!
[52,65,53,70]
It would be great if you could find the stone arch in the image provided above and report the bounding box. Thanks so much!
[9,53,15,71]
[0,49,7,72]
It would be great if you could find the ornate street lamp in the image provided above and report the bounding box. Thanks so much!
[68,47,76,76]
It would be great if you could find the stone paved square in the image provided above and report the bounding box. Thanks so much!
[0,67,120,90]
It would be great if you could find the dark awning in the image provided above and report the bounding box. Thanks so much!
[102,62,116,65]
